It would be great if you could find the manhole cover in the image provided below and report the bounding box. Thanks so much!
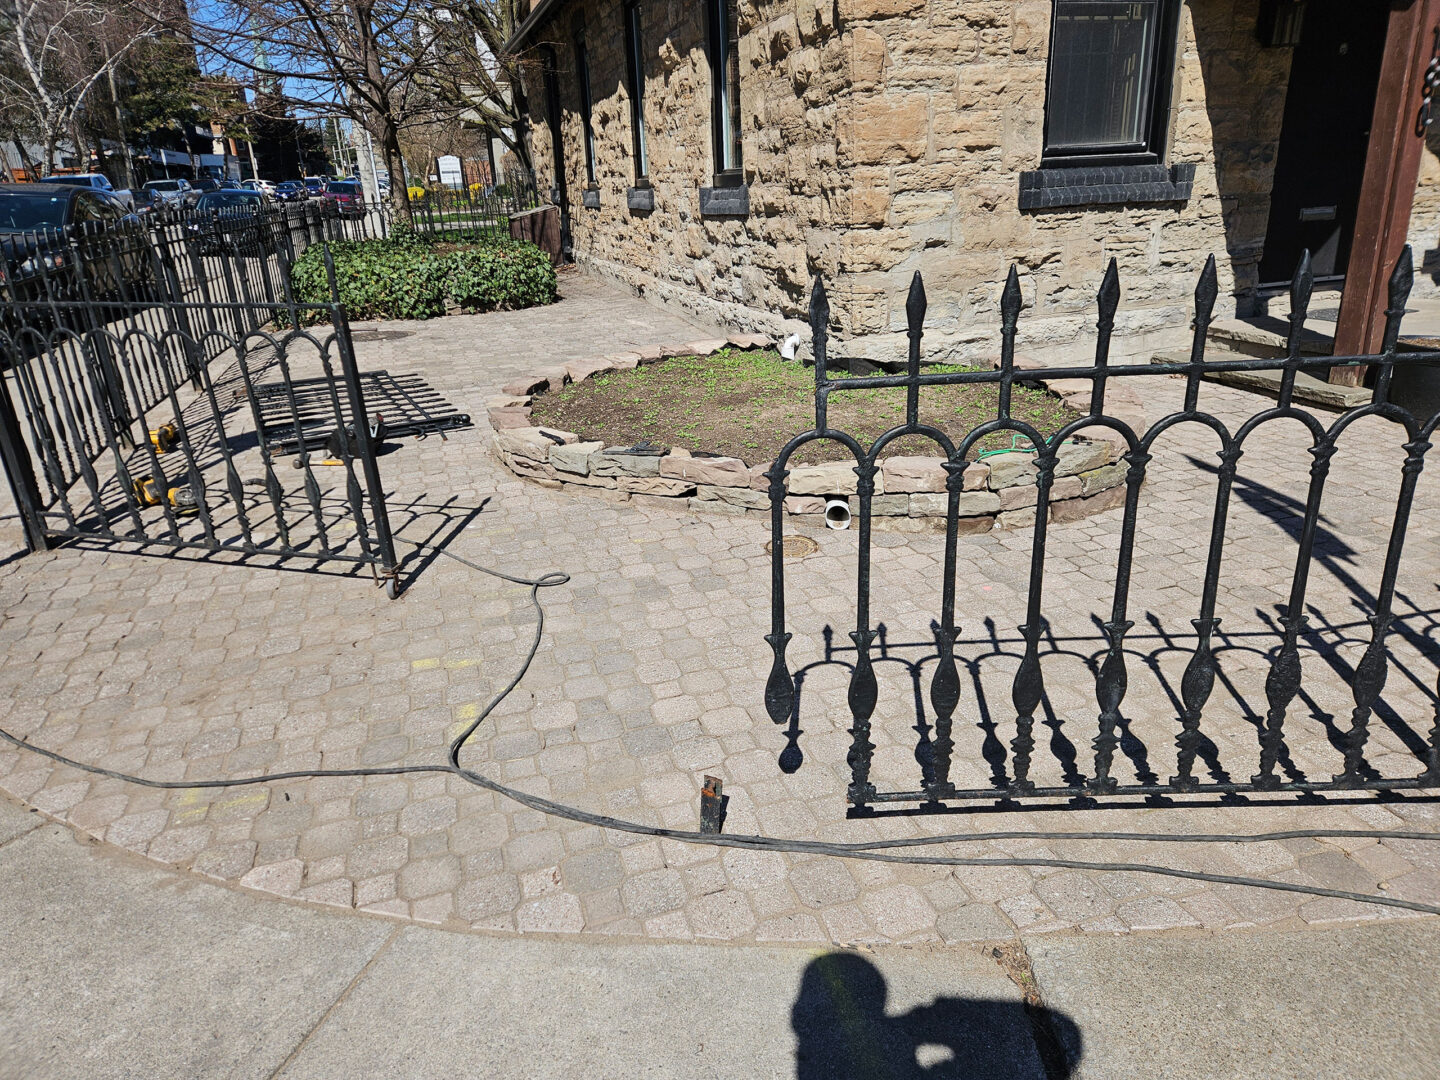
[766,535,819,559]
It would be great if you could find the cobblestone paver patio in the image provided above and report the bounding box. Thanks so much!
[0,270,1437,944]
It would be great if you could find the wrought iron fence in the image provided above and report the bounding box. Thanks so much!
[0,197,400,592]
[403,167,544,243]
[763,248,1440,811]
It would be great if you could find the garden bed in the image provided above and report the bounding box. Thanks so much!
[530,347,1075,463]
[489,339,1146,534]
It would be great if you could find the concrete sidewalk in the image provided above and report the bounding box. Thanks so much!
[2,795,1438,1080]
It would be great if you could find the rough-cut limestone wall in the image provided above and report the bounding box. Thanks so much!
[521,0,851,341]
[833,0,1293,367]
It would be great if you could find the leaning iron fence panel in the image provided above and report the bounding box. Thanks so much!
[0,212,400,592]
[764,247,1440,811]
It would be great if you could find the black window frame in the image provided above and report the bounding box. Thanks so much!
[623,0,649,183]
[1040,0,1183,169]
[706,0,742,187]
[575,32,598,187]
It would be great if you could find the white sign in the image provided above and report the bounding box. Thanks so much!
[436,155,463,189]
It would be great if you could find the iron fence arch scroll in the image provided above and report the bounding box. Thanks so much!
[764,248,1440,812]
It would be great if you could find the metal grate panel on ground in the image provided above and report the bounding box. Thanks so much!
[252,369,472,455]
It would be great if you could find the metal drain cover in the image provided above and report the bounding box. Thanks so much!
[766,535,819,559]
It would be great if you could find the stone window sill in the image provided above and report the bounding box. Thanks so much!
[627,185,654,212]
[699,184,749,218]
[582,187,600,209]
[1018,163,1196,211]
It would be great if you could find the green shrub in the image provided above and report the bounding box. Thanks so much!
[289,235,557,321]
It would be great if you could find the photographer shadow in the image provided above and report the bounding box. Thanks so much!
[793,953,1079,1079]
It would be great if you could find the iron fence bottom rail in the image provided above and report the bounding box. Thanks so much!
[251,370,471,456]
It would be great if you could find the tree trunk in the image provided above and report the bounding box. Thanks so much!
[380,122,410,224]
[12,138,37,181]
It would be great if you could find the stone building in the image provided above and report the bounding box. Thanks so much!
[506,0,1440,367]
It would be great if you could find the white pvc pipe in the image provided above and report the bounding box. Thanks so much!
[824,498,851,530]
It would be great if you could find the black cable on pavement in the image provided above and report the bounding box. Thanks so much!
[2,539,1438,920]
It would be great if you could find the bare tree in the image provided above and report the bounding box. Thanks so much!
[172,0,509,220]
[0,0,160,174]
[423,0,534,172]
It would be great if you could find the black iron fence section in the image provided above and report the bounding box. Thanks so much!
[764,248,1440,811]
[0,202,400,593]
[404,169,544,242]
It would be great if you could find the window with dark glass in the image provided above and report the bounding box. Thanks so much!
[1042,0,1180,165]
[623,1,648,180]
[576,35,597,186]
[707,0,742,183]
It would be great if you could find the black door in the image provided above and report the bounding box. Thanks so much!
[1258,0,1391,285]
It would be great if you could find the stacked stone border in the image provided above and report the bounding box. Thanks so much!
[489,337,1144,532]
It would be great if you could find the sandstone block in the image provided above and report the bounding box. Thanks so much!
[593,448,664,477]
[551,440,604,475]
[488,408,532,430]
[535,365,571,388]
[986,452,1038,489]
[496,427,560,463]
[787,460,868,496]
[749,464,772,491]
[563,356,618,383]
[843,95,928,166]
[636,345,667,363]
[502,375,548,396]
[485,394,531,409]
[682,338,731,356]
[1051,483,1126,523]
[688,496,750,516]
[953,515,996,535]
[1079,462,1127,495]
[997,507,1036,529]
[617,476,696,497]
[1050,476,1082,501]
[660,454,749,486]
[839,0,924,19]
[563,472,617,489]
[999,484,1037,511]
[605,352,643,370]
[848,494,909,516]
[727,333,772,349]
[962,462,989,490]
[881,455,946,493]
[696,485,770,509]
[504,453,559,481]
[908,491,1001,517]
[785,496,824,514]
[1055,441,1113,477]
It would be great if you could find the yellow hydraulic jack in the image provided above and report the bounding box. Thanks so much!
[132,475,203,515]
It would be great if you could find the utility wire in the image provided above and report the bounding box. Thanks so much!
[2,539,1438,920]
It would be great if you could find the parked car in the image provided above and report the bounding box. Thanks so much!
[183,190,275,256]
[242,179,276,196]
[140,178,195,214]
[302,176,327,199]
[218,179,243,190]
[191,179,222,197]
[0,184,153,342]
[322,180,366,218]
[40,173,135,212]
[273,181,306,203]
